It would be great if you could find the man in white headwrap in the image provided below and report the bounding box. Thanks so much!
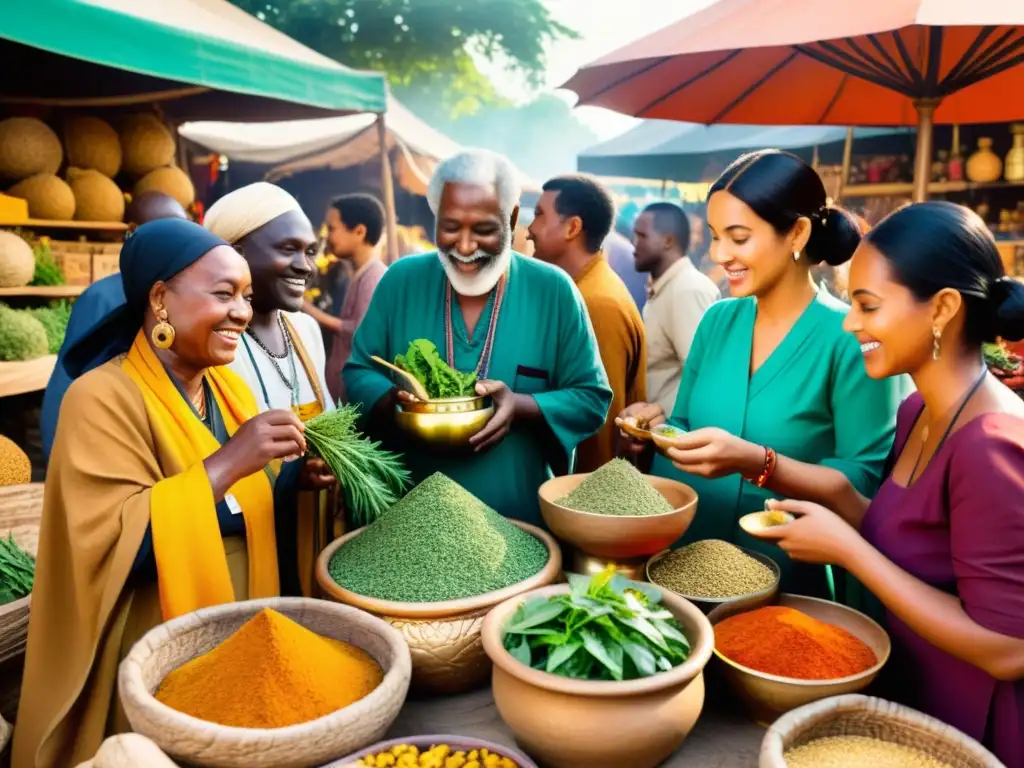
[343,149,612,527]
[205,182,336,597]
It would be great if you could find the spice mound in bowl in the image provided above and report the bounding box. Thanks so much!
[328,473,549,602]
[555,459,673,517]
[354,742,523,767]
[784,735,954,768]
[648,539,777,599]
[155,608,383,729]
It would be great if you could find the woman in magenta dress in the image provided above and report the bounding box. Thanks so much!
[759,202,1024,766]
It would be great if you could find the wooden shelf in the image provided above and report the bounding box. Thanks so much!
[0,285,85,298]
[842,179,1024,198]
[0,355,56,398]
[0,218,128,231]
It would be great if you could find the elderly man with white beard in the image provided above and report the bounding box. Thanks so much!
[343,149,612,525]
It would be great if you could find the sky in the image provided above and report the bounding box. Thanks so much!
[476,0,715,140]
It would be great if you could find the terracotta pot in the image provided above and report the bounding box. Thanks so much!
[316,522,562,696]
[481,583,714,768]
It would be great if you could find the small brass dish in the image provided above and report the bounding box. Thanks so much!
[739,510,795,536]
[394,394,494,448]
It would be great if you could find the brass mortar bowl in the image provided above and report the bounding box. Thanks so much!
[315,521,562,696]
[394,394,494,448]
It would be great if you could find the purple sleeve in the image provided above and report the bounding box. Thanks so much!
[949,418,1024,637]
[340,266,385,337]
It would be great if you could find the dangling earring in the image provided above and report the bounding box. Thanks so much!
[932,326,941,361]
[792,250,801,262]
[151,308,175,349]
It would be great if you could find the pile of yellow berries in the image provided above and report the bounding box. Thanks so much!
[356,743,519,768]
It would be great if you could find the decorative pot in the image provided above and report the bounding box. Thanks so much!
[1005,124,1024,182]
[966,138,1002,183]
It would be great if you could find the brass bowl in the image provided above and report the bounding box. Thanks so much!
[708,594,891,726]
[315,521,562,696]
[394,394,493,448]
[538,473,697,561]
[738,510,795,536]
[481,583,714,768]
[646,545,780,615]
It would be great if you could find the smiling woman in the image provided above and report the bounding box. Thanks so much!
[14,219,320,768]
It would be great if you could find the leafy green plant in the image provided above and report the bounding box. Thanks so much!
[502,568,690,681]
[26,300,72,354]
[303,404,411,525]
[395,338,477,399]
[28,238,65,286]
[0,534,35,605]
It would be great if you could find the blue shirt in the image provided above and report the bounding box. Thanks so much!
[41,274,125,459]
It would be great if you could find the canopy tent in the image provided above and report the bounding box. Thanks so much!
[0,0,387,121]
[579,122,913,180]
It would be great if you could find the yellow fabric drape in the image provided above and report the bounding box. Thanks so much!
[121,330,279,618]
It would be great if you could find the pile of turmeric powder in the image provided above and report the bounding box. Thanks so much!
[156,608,383,729]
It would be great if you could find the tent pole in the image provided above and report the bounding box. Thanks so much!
[376,113,400,264]
[838,127,854,204]
[912,99,941,203]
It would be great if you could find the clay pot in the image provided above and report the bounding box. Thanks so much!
[966,138,1003,183]
[481,583,714,768]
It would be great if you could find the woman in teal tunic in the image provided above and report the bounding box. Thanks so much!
[622,150,905,598]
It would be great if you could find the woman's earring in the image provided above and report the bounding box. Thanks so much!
[932,326,941,360]
[151,308,175,349]
[792,250,801,262]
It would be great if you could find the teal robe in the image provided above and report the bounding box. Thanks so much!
[343,252,612,525]
[653,287,906,597]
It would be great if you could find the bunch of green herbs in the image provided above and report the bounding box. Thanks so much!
[503,568,690,681]
[0,534,35,605]
[26,300,72,354]
[395,338,477,399]
[556,458,673,517]
[303,404,410,526]
[29,239,65,287]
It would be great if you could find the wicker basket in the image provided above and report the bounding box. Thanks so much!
[118,597,412,768]
[0,483,42,665]
[759,694,1004,767]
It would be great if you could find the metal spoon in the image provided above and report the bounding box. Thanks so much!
[370,355,431,401]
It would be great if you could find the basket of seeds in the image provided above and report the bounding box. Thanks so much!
[646,539,780,614]
[315,473,562,696]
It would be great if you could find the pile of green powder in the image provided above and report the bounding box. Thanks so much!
[556,458,673,516]
[649,539,776,598]
[329,472,549,602]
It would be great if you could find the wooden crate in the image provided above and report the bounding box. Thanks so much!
[92,247,121,281]
[50,240,93,286]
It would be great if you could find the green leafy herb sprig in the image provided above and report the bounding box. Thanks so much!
[395,338,477,399]
[0,534,35,606]
[303,404,411,526]
[29,239,65,287]
[502,567,690,681]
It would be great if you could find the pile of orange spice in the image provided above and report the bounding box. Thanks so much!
[715,606,876,680]
[156,608,383,728]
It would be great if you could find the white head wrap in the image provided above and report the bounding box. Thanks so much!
[203,182,304,244]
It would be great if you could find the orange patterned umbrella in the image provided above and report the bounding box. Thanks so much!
[562,0,1024,200]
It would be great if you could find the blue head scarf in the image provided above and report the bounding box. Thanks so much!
[63,219,229,378]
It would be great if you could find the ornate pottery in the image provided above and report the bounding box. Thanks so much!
[966,138,1002,183]
[1004,124,1024,182]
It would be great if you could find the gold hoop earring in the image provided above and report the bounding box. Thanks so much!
[151,309,175,350]
[932,326,941,361]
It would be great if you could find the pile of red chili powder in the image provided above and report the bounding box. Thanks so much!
[715,606,877,680]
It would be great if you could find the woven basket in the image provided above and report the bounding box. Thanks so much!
[118,597,412,768]
[0,483,42,665]
[759,694,1005,767]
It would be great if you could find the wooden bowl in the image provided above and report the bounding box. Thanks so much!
[708,594,891,726]
[538,473,697,560]
[646,545,780,615]
[316,522,562,695]
[118,597,411,768]
[394,394,493,448]
[329,734,539,767]
[481,583,714,768]
[760,694,1003,767]
[739,510,795,536]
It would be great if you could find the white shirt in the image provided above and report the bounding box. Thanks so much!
[642,257,720,415]
[229,311,335,414]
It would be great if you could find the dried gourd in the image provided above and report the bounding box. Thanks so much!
[120,114,175,176]
[134,166,195,208]
[0,230,35,288]
[67,168,125,222]
[65,116,122,178]
[0,118,63,179]
[8,174,76,220]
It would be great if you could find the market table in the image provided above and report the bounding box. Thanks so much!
[381,688,765,767]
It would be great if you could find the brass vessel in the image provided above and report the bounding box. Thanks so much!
[394,394,493,448]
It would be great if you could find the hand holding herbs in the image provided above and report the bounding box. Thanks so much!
[303,404,410,525]
[503,568,690,681]
[0,533,35,605]
[395,338,477,399]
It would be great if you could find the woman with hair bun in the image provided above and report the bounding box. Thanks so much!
[759,201,1024,765]
[620,150,905,598]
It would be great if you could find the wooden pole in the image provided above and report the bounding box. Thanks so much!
[837,127,854,204]
[912,99,941,203]
[376,113,400,264]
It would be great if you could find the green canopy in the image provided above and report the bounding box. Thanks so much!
[0,0,388,121]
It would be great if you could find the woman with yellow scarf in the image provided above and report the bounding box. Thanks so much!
[13,219,333,768]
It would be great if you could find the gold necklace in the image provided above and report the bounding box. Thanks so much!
[191,387,207,419]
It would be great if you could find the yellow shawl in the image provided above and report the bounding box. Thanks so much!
[14,332,279,768]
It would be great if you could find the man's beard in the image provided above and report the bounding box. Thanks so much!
[437,231,512,297]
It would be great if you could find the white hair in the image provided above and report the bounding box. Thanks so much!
[427,148,521,218]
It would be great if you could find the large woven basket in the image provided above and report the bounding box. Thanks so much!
[0,483,42,665]
[759,694,1005,767]
[118,597,412,768]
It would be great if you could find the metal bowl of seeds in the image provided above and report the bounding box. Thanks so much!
[646,540,781,615]
[394,394,494,448]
